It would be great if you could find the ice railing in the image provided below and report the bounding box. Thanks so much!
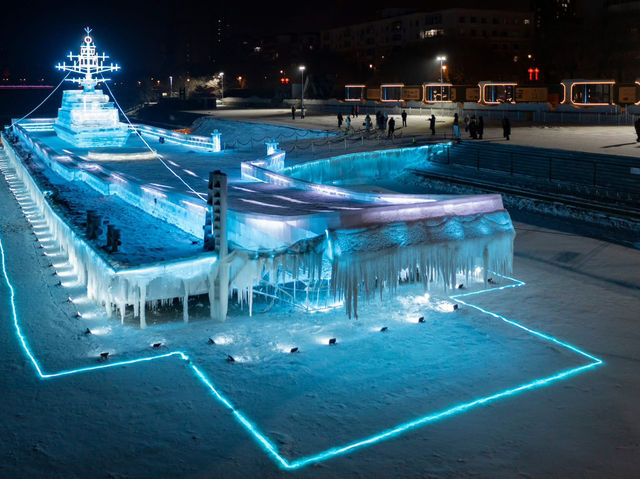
[131,124,222,152]
[241,145,445,206]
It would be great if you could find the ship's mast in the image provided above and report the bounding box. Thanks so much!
[55,27,120,91]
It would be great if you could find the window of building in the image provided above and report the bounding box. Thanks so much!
[470,16,477,23]
[481,17,487,24]
[459,16,466,23]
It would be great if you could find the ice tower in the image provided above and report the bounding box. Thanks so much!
[54,27,130,147]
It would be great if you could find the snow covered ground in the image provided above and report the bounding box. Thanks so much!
[188,108,640,158]
[1,130,639,477]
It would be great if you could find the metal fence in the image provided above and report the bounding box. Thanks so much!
[427,142,640,205]
[310,103,638,126]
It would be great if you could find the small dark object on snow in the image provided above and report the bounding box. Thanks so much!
[52,271,58,276]
[99,352,109,361]
[84,328,92,335]
[191,240,199,245]
[226,355,235,363]
[488,278,495,284]
[208,338,216,345]
[453,304,459,310]
[290,347,299,353]
[152,342,163,349]
[67,296,73,303]
[329,338,337,345]
[75,311,82,318]
[457,284,464,289]
[418,316,425,323]
[380,327,388,332]
[56,281,62,286]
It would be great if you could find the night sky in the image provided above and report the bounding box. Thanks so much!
[0,0,530,80]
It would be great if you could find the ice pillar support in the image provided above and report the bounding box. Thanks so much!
[206,170,229,321]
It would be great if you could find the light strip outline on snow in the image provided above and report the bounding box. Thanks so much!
[0,155,603,471]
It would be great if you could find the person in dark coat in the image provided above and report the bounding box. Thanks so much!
[291,105,296,120]
[469,115,477,139]
[364,114,372,132]
[401,110,407,127]
[502,117,511,140]
[429,115,436,135]
[337,112,343,128]
[478,116,484,140]
[388,117,396,137]
[635,117,640,142]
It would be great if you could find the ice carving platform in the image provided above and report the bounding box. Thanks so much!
[7,116,516,322]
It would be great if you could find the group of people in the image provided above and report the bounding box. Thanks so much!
[451,113,510,141]
[334,108,513,142]
[462,115,485,139]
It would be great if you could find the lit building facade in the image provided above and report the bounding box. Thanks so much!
[321,8,534,68]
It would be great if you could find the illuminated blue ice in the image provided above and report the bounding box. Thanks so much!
[0,219,603,469]
[53,28,130,147]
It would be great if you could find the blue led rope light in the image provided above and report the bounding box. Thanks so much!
[0,181,603,470]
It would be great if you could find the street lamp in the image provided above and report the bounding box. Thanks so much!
[219,72,224,103]
[436,55,446,101]
[299,65,306,118]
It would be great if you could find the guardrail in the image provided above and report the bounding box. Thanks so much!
[427,142,640,205]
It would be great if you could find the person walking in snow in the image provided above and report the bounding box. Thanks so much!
[464,114,470,132]
[634,116,640,142]
[364,114,372,132]
[478,116,484,140]
[429,115,436,135]
[502,117,511,141]
[337,111,343,129]
[469,115,477,139]
[388,117,396,138]
[401,110,407,127]
[452,113,461,143]
[345,115,351,131]
[291,105,296,120]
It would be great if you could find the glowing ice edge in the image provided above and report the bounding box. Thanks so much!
[0,226,603,469]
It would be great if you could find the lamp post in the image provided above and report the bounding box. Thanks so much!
[299,65,305,118]
[219,72,224,103]
[436,55,446,101]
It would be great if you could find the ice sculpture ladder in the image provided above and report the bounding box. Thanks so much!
[54,27,130,147]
